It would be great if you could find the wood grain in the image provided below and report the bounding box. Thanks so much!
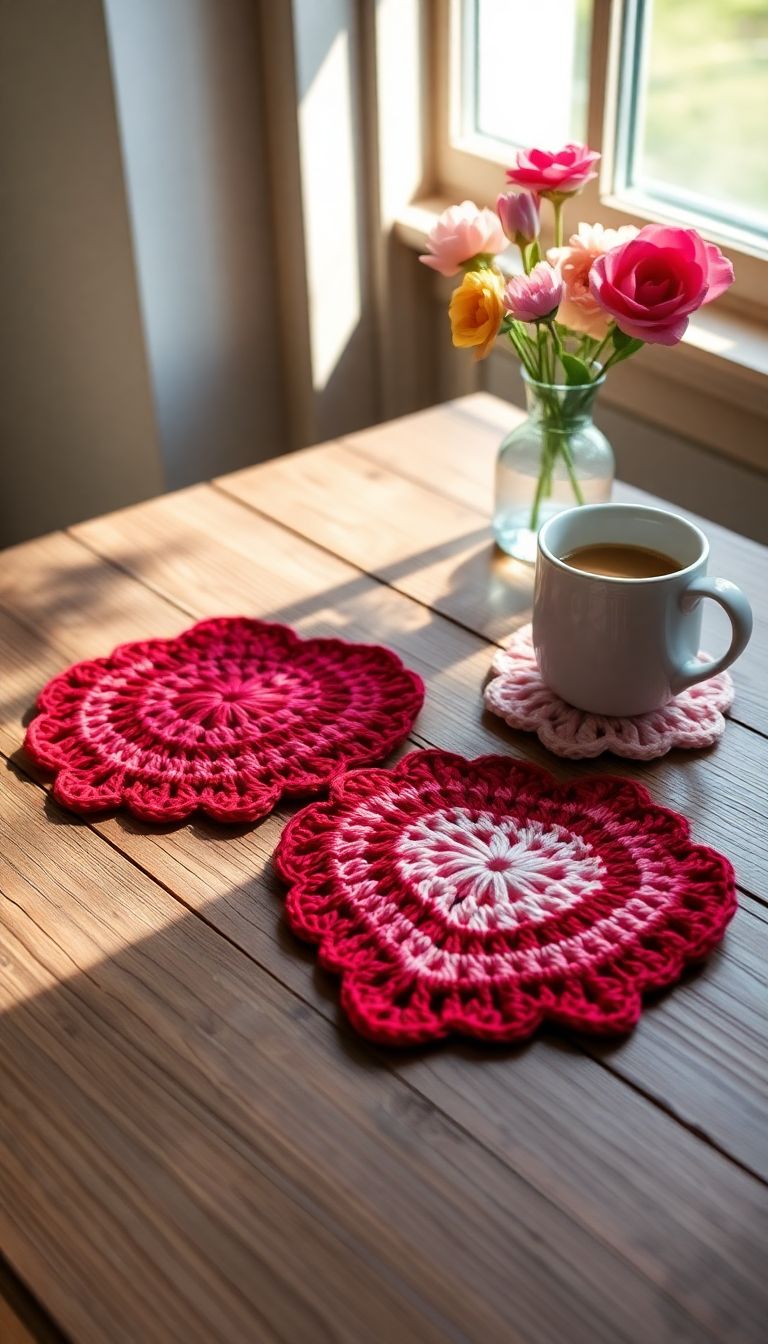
[2,396,768,1342]
[216,398,768,735]
[0,1258,64,1344]
[69,484,768,901]
[1,509,766,1178]
[343,394,768,582]
[7,763,764,1344]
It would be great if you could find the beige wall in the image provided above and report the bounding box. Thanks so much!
[290,0,380,443]
[0,0,441,547]
[0,0,164,546]
[105,0,286,489]
[1,0,287,545]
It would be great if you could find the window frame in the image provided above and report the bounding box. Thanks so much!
[431,0,768,321]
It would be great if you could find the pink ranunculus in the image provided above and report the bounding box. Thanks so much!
[419,200,507,278]
[548,222,639,339]
[506,143,600,197]
[589,224,734,345]
[503,261,563,323]
[496,190,540,245]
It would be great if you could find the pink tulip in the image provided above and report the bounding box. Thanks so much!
[506,143,600,197]
[496,190,540,245]
[590,224,734,345]
[419,200,507,278]
[503,262,563,323]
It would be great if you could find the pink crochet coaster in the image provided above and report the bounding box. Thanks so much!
[25,617,424,823]
[276,750,735,1046]
[485,624,734,760]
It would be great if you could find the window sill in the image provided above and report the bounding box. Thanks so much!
[396,196,768,473]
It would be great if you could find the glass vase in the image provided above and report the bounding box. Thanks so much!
[493,371,614,563]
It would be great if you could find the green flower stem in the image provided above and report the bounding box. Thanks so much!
[558,435,586,505]
[536,325,547,381]
[549,321,565,379]
[590,331,612,370]
[529,433,554,530]
[527,381,590,529]
[552,197,564,248]
[522,240,541,274]
[506,327,538,380]
[598,337,644,376]
[540,324,555,383]
[599,343,638,376]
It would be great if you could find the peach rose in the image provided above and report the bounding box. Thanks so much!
[449,268,505,360]
[549,222,639,339]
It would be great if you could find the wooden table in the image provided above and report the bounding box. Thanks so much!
[1,393,767,1344]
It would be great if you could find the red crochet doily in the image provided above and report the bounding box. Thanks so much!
[25,618,424,822]
[276,750,735,1045]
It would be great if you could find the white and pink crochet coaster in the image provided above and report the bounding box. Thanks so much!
[485,624,734,761]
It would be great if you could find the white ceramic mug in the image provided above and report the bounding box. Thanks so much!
[533,503,753,716]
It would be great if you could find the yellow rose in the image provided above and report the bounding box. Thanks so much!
[448,267,504,361]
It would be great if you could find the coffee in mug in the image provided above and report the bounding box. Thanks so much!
[533,503,753,717]
[562,543,681,579]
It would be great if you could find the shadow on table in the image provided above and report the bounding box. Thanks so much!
[247,525,534,659]
[3,752,766,1342]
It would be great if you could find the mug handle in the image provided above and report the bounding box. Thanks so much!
[671,577,753,694]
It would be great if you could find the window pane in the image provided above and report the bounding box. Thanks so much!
[468,0,592,147]
[630,0,768,238]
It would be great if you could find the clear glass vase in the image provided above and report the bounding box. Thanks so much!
[493,372,614,563]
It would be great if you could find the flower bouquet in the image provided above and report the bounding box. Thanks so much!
[420,143,734,561]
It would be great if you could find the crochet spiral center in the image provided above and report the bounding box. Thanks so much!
[168,675,296,727]
[25,617,424,822]
[277,750,736,1045]
[396,809,604,930]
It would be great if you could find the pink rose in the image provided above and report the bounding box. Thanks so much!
[549,222,639,339]
[496,190,540,245]
[419,200,507,278]
[503,261,563,323]
[590,225,735,345]
[505,143,600,197]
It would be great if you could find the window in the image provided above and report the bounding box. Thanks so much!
[465,0,592,149]
[618,0,768,248]
[434,0,767,314]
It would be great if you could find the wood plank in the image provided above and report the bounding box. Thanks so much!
[7,764,764,1344]
[0,1258,65,1344]
[220,440,521,636]
[0,1299,51,1344]
[70,481,768,899]
[3,513,766,1175]
[342,394,768,578]
[345,393,521,515]
[0,767,464,1344]
[214,405,768,736]
[0,1303,36,1344]
[339,394,768,732]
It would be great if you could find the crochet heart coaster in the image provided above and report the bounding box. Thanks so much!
[485,625,734,760]
[276,750,735,1046]
[25,617,424,823]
